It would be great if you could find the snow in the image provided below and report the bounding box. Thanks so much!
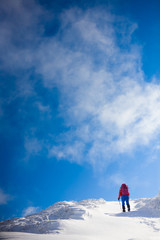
[1,197,160,240]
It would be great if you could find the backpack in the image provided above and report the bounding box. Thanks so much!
[121,184,129,196]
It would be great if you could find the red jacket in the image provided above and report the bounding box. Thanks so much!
[118,184,130,199]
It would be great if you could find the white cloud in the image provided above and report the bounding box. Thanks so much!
[44,8,160,168]
[49,141,86,164]
[22,206,40,217]
[0,189,12,205]
[1,2,160,169]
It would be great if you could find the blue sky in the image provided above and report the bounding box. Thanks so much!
[0,0,160,220]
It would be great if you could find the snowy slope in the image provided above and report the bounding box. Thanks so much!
[1,197,160,240]
[0,199,100,234]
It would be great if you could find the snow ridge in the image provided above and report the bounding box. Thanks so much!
[0,199,105,234]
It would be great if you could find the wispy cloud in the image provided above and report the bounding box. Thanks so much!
[45,8,160,168]
[1,1,160,170]
[36,102,51,113]
[22,206,40,217]
[0,189,12,205]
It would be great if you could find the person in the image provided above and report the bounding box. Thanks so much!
[118,183,130,212]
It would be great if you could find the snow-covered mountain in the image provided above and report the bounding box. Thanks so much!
[1,196,160,240]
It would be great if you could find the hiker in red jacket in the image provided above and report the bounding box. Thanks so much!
[118,183,130,212]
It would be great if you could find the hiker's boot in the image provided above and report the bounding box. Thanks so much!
[122,205,125,212]
[127,204,130,212]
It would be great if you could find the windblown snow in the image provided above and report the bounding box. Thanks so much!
[1,196,160,240]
